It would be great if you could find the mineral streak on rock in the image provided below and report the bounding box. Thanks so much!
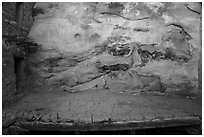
[134,28,150,32]
[98,64,130,73]
[27,2,201,94]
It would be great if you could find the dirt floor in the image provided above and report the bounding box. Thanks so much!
[3,86,202,131]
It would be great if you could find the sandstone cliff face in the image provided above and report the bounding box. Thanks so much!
[28,2,201,95]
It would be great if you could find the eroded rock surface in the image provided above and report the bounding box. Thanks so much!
[27,2,201,95]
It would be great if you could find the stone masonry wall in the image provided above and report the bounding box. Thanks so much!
[2,2,35,107]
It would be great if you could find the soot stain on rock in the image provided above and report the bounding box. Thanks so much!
[89,33,101,42]
[98,64,130,73]
[32,8,44,17]
[107,45,131,57]
[74,34,81,39]
[134,28,150,32]
[137,44,191,66]
[108,2,125,15]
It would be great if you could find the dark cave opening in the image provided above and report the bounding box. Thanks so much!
[14,57,25,90]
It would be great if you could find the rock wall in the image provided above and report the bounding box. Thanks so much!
[28,2,202,95]
[2,2,35,36]
[2,2,35,107]
[2,40,16,108]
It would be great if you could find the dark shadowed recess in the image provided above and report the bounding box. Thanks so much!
[26,125,201,135]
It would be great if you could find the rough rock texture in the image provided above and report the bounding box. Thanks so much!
[2,40,16,108]
[2,2,35,36]
[2,2,35,107]
[28,2,201,94]
[2,88,202,134]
